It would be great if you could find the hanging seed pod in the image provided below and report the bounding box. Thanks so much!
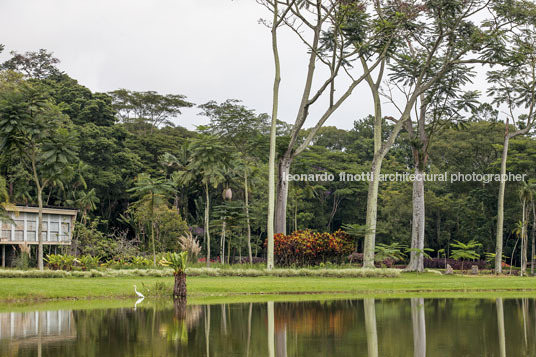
[222,187,232,201]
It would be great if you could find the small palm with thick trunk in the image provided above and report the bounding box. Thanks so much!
[160,251,188,299]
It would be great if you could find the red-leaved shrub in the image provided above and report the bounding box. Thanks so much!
[269,229,353,266]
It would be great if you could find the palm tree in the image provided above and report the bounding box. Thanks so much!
[128,174,174,266]
[160,251,188,299]
[177,135,232,267]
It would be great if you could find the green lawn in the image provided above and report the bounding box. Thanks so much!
[1,273,536,303]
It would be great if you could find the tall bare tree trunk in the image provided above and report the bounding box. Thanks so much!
[363,158,382,268]
[266,2,281,270]
[406,169,426,272]
[521,199,528,276]
[530,199,536,275]
[362,72,383,269]
[495,134,509,274]
[275,157,291,234]
[220,220,226,265]
[205,182,211,267]
[32,160,44,271]
[244,170,253,263]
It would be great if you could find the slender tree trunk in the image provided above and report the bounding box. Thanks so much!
[173,272,187,299]
[31,160,44,271]
[522,200,528,276]
[205,183,211,267]
[227,233,231,264]
[411,298,426,357]
[151,193,157,266]
[220,220,226,265]
[363,157,382,268]
[266,2,280,270]
[530,200,536,275]
[151,221,156,266]
[275,157,291,234]
[244,170,253,263]
[294,199,298,232]
[363,83,383,269]
[364,298,378,357]
[406,168,425,272]
[495,134,510,274]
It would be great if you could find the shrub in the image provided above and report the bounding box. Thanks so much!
[424,258,488,270]
[44,254,77,271]
[178,232,201,263]
[347,252,363,264]
[78,255,100,271]
[270,229,353,267]
[131,256,152,267]
[233,257,266,264]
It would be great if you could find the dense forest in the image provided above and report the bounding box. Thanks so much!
[0,46,534,270]
[0,0,535,273]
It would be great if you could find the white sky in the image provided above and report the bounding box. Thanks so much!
[0,0,496,130]
[0,0,380,130]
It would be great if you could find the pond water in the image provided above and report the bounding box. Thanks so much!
[0,297,534,356]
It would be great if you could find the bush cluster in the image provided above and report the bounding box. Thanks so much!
[424,258,488,270]
[272,229,353,266]
[0,267,400,279]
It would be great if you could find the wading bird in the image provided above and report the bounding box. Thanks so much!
[133,285,144,298]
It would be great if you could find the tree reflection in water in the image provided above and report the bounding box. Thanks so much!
[411,298,426,357]
[1,298,536,356]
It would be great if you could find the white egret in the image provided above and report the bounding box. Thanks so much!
[133,285,144,298]
[134,296,144,311]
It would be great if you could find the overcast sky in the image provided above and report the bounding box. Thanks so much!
[1,0,496,130]
[0,0,383,130]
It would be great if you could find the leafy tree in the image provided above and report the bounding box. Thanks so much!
[66,188,99,225]
[361,0,521,268]
[200,99,269,263]
[0,80,78,269]
[450,240,482,274]
[260,0,396,236]
[0,175,13,222]
[160,251,188,299]
[128,173,174,266]
[109,89,193,131]
[1,49,61,79]
[489,21,536,273]
[374,243,406,266]
[176,135,232,266]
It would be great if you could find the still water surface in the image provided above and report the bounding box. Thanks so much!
[0,298,534,356]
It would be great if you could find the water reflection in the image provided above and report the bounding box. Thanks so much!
[1,298,536,356]
[411,298,426,357]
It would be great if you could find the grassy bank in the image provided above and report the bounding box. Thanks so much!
[1,272,536,302]
[0,267,399,278]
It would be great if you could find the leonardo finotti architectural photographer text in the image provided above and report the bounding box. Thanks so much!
[284,172,528,183]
